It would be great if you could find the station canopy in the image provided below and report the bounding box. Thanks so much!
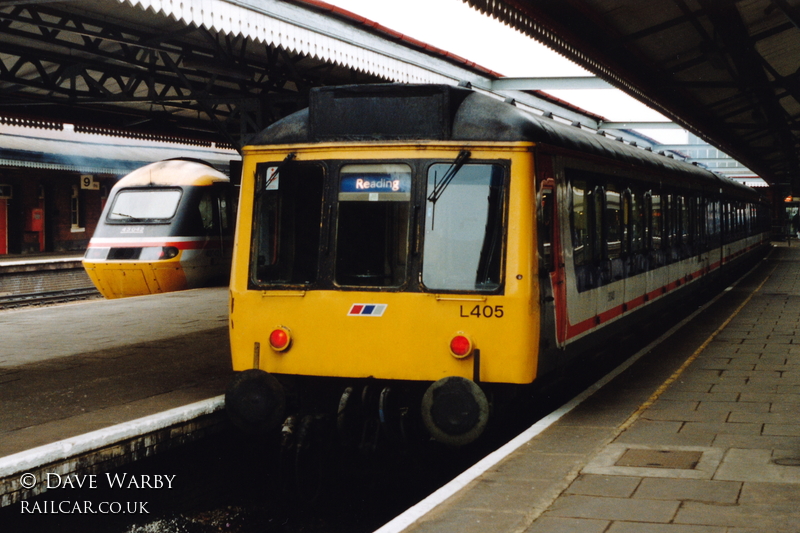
[465,0,800,192]
[0,0,390,152]
[0,0,481,154]
[2,0,798,192]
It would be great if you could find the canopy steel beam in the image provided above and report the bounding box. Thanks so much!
[600,121,682,130]
[491,76,612,90]
[0,3,379,150]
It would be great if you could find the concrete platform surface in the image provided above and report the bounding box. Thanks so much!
[389,245,800,533]
[0,287,232,458]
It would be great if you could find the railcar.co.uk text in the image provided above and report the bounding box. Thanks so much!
[17,473,176,514]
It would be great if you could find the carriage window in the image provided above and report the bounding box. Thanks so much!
[219,195,230,230]
[108,189,182,221]
[593,188,603,261]
[707,200,718,239]
[680,195,691,245]
[251,162,324,285]
[571,180,592,266]
[696,197,706,245]
[663,194,674,247]
[629,190,644,253]
[606,187,622,260]
[335,164,411,287]
[423,163,504,291]
[198,191,215,231]
[651,193,663,250]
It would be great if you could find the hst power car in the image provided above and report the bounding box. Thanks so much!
[83,158,235,298]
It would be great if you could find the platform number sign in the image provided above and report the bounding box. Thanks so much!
[81,175,100,190]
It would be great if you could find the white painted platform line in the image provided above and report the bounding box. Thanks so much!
[0,256,83,267]
[0,396,225,478]
[372,352,641,533]
[372,253,769,533]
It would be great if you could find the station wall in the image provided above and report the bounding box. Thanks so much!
[0,166,117,255]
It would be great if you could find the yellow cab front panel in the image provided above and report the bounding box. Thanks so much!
[229,142,541,385]
[83,257,187,299]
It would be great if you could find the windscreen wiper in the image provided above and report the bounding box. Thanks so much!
[426,150,471,205]
[111,212,143,221]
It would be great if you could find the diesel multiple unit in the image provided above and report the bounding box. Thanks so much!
[225,84,769,449]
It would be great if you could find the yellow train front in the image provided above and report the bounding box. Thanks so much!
[226,84,769,449]
[83,158,235,299]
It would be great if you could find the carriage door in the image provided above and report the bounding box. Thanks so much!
[0,185,11,254]
[537,155,567,349]
[697,196,710,283]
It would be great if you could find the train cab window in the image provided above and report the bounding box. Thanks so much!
[251,162,324,286]
[107,188,182,221]
[335,164,411,287]
[423,163,504,291]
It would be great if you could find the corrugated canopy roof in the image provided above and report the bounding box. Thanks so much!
[0,0,605,153]
[465,0,800,192]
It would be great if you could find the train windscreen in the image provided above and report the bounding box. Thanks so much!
[251,162,324,286]
[248,159,504,293]
[335,164,412,287]
[423,164,504,291]
[107,189,182,221]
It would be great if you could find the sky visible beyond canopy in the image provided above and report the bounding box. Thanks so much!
[324,0,688,144]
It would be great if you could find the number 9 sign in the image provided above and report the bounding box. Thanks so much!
[81,175,99,190]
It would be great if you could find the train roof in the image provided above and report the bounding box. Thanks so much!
[112,158,229,189]
[250,84,760,200]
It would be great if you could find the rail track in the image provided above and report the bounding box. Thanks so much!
[0,288,102,309]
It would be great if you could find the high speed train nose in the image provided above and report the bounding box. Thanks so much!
[421,376,489,446]
[225,369,286,434]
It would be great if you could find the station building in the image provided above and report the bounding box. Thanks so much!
[0,118,239,256]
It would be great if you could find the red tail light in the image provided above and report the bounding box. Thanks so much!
[450,334,474,358]
[269,327,291,352]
